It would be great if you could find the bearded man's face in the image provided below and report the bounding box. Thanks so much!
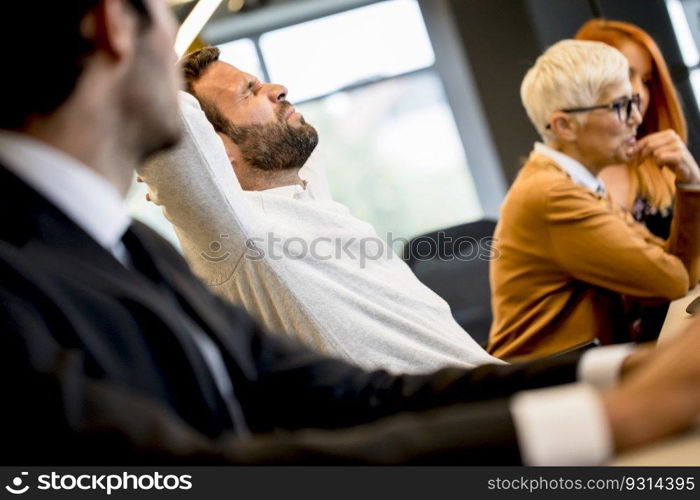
[192,61,319,171]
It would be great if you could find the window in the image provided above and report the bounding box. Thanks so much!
[299,71,481,240]
[667,0,700,105]
[260,0,435,102]
[217,38,264,78]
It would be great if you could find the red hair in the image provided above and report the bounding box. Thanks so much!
[576,19,682,213]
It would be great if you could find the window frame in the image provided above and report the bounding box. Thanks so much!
[213,1,439,107]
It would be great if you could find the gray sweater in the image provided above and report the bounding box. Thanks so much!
[138,92,501,374]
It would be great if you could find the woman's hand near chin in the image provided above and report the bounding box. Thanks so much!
[632,130,700,185]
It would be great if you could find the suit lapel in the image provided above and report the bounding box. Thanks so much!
[2,162,255,398]
[126,223,258,380]
[1,165,238,433]
[1,165,186,321]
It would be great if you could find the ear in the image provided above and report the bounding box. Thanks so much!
[217,132,243,167]
[88,0,139,61]
[548,111,579,143]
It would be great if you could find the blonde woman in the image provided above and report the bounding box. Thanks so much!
[488,40,700,361]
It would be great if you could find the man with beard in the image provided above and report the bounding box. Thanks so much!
[140,46,502,374]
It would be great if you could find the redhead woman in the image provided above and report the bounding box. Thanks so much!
[576,19,699,339]
[576,19,684,239]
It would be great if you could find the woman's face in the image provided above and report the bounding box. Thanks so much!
[616,38,653,117]
[575,80,642,170]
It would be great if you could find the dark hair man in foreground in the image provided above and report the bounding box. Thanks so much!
[1,0,699,465]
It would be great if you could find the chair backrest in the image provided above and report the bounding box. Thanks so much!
[403,219,497,346]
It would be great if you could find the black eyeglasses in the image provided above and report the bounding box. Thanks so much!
[546,93,641,129]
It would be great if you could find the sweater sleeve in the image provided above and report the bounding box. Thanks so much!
[137,91,262,286]
[545,181,689,299]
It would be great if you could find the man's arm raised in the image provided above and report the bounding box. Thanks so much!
[137,91,263,287]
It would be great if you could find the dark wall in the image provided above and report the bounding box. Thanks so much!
[447,0,542,183]
[446,0,700,184]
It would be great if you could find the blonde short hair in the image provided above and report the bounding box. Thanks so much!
[521,39,629,142]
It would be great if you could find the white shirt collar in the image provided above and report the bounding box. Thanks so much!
[261,181,316,200]
[0,131,131,252]
[534,142,606,194]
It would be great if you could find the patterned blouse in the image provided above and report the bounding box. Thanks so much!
[631,196,673,240]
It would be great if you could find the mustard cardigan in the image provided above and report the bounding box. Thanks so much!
[488,152,700,361]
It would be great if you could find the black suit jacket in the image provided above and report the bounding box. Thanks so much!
[0,165,584,464]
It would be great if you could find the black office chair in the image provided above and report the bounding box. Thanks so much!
[403,219,497,347]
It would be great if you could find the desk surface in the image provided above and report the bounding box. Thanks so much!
[610,286,700,465]
[658,285,699,344]
[612,425,700,465]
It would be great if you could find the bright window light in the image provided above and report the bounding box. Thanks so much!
[175,0,225,57]
[260,0,436,102]
[217,38,264,78]
[666,0,700,67]
[298,72,482,240]
[689,68,700,104]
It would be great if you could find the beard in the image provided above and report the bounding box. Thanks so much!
[201,99,318,172]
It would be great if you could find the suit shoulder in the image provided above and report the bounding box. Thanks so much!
[129,221,189,268]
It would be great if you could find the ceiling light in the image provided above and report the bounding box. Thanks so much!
[175,0,225,57]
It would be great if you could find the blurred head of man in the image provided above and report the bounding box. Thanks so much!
[2,0,182,190]
[182,47,319,174]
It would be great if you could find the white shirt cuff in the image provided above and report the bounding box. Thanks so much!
[511,383,613,466]
[577,344,635,390]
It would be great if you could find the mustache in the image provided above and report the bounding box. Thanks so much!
[276,101,294,121]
